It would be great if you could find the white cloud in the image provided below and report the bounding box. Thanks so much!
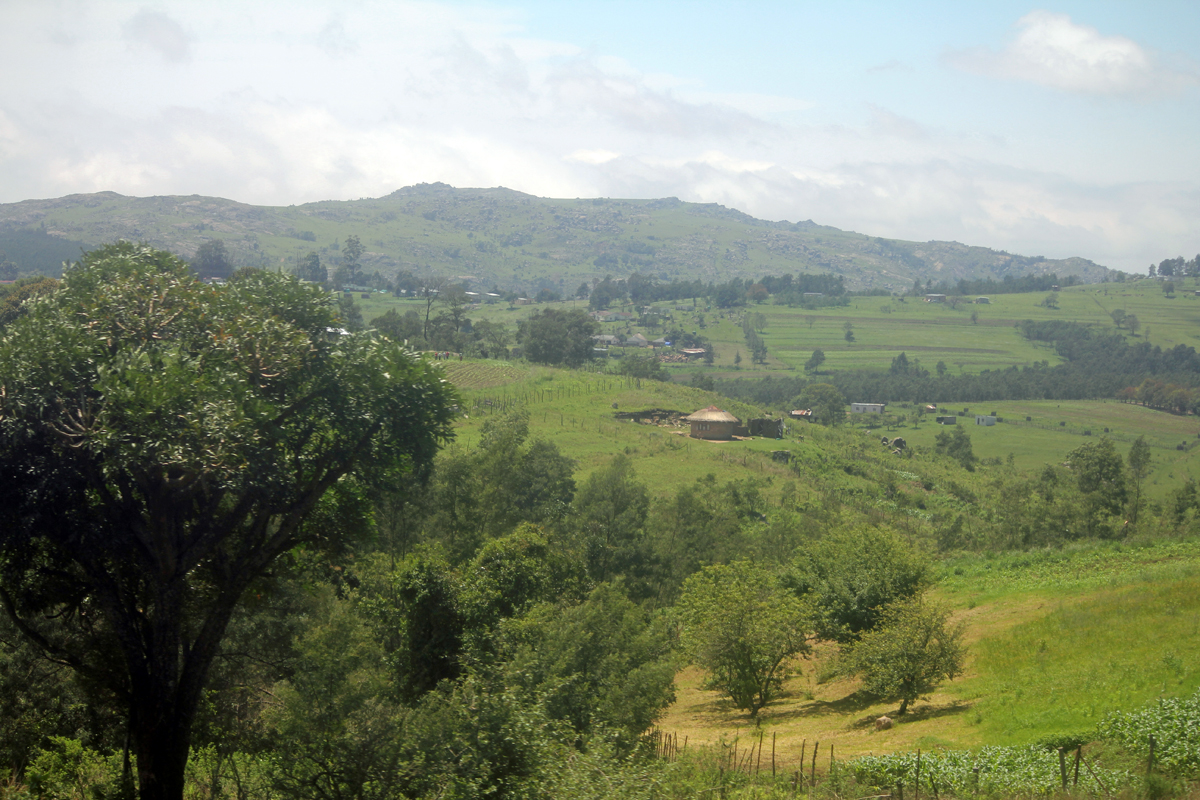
[0,2,1196,273]
[948,10,1197,97]
[122,9,192,63]
[567,149,620,165]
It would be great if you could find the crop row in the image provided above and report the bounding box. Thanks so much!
[850,746,1130,795]
[1098,687,1200,776]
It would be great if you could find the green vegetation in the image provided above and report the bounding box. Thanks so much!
[0,186,1108,292]
[677,561,809,717]
[0,244,456,800]
[841,596,965,715]
[6,235,1200,799]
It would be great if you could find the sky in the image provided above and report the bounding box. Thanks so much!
[1,1,1198,272]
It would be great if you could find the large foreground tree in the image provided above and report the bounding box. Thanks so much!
[0,243,457,800]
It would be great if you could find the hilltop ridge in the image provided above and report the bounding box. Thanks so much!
[0,184,1111,291]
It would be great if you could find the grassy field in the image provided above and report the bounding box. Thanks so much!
[656,540,1200,768]
[851,400,1200,500]
[351,275,1200,380]
[437,360,803,491]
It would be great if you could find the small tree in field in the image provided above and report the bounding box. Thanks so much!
[841,596,965,714]
[804,348,826,373]
[677,561,810,717]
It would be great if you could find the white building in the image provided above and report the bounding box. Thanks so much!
[851,403,886,414]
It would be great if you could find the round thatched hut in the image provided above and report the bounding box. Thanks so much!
[683,405,739,440]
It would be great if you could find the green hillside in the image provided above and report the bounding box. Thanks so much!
[0,184,1110,291]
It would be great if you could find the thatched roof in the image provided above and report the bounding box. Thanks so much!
[684,405,739,423]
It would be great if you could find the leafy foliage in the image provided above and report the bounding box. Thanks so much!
[935,425,977,471]
[1098,686,1200,777]
[840,595,965,714]
[795,383,845,425]
[677,561,810,716]
[785,528,930,643]
[499,583,676,744]
[518,308,597,367]
[0,242,457,800]
[852,745,1125,795]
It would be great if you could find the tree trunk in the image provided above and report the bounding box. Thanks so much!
[899,697,910,715]
[132,707,193,800]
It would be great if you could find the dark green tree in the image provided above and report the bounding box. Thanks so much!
[293,250,325,283]
[677,561,810,717]
[342,234,365,279]
[265,588,407,800]
[785,528,930,643]
[370,308,424,343]
[804,348,826,373]
[518,308,597,367]
[0,277,58,330]
[1067,438,1127,534]
[572,455,650,583]
[0,243,457,800]
[795,383,845,426]
[935,425,978,471]
[500,583,676,743]
[618,354,667,381]
[193,239,233,280]
[841,596,965,714]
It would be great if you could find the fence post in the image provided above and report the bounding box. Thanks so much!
[1148,735,1156,775]
[1073,747,1082,786]
[915,749,921,800]
[1059,748,1068,789]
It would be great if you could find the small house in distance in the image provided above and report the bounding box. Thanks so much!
[851,402,886,414]
[936,415,957,424]
[975,415,997,426]
[684,406,739,440]
[925,294,946,303]
[975,297,991,304]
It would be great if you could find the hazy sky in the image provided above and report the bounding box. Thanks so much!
[1,1,1198,271]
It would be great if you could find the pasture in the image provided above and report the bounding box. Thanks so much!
[856,400,1200,499]
[656,539,1200,767]
[351,276,1200,381]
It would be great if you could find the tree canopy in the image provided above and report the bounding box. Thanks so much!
[0,243,458,800]
[841,596,965,714]
[517,308,597,367]
[677,561,810,716]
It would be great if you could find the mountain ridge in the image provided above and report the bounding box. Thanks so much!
[0,184,1112,291]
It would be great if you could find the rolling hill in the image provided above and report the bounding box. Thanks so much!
[0,183,1111,292]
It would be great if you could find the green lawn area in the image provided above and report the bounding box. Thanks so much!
[349,277,1200,380]
[855,399,1200,500]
